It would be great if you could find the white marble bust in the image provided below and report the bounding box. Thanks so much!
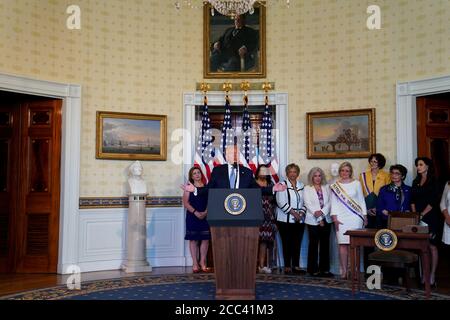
[330,162,340,183]
[128,161,147,194]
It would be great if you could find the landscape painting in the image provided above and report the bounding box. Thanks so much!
[306,109,375,159]
[96,111,167,160]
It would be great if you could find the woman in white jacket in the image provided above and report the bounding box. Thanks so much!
[440,181,450,246]
[304,167,333,277]
[276,163,307,274]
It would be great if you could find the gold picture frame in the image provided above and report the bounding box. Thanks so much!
[203,3,266,79]
[96,111,167,161]
[306,109,376,159]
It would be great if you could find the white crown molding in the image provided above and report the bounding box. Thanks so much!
[397,74,450,97]
[0,72,81,98]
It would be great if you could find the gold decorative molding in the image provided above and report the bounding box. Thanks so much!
[79,196,182,209]
[195,82,275,92]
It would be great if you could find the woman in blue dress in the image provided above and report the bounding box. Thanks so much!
[376,164,412,229]
[183,167,211,273]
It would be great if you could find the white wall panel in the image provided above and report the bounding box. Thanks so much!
[75,207,186,273]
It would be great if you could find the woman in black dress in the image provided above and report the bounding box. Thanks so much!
[411,157,442,286]
[183,167,211,273]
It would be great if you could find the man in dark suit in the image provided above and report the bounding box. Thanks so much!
[210,14,259,72]
[182,144,286,194]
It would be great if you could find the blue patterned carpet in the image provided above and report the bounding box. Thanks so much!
[63,282,392,300]
[2,274,449,300]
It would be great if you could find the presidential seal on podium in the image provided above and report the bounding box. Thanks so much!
[374,229,398,251]
[224,193,246,216]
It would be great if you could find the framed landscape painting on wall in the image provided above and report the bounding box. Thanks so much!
[96,111,167,161]
[306,109,376,159]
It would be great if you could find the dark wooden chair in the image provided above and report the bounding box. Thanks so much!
[368,212,420,290]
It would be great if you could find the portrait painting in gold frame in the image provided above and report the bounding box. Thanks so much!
[203,3,266,79]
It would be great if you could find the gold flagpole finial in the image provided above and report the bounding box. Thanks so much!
[222,82,233,103]
[240,81,250,93]
[200,82,210,94]
[241,81,250,105]
[262,82,272,93]
[223,82,232,103]
[200,82,210,104]
[262,82,272,105]
[222,82,232,93]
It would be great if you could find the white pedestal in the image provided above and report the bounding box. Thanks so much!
[122,193,152,273]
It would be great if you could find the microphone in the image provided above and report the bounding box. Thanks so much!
[232,162,238,169]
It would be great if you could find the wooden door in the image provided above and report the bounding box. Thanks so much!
[0,93,62,273]
[417,94,450,188]
[16,99,62,273]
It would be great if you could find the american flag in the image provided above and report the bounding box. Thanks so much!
[220,96,234,154]
[260,99,274,163]
[258,152,280,183]
[193,96,279,183]
[241,96,252,164]
[258,99,279,183]
[194,97,214,183]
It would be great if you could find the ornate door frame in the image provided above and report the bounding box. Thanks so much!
[396,74,450,185]
[0,72,81,274]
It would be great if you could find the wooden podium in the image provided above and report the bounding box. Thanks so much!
[207,189,263,300]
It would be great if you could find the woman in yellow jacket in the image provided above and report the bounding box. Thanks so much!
[359,153,390,229]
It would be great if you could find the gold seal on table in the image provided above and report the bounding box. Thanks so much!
[374,229,398,251]
[224,193,246,216]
